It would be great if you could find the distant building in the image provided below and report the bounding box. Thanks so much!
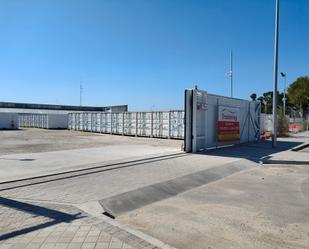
[0,101,128,114]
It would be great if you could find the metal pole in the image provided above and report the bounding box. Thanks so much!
[230,49,233,97]
[80,82,83,106]
[272,0,279,147]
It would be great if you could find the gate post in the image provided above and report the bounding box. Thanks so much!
[184,90,193,152]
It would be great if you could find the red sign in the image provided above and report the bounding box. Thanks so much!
[218,121,240,142]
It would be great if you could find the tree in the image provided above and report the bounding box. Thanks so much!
[250,93,257,101]
[257,91,286,114]
[287,76,309,116]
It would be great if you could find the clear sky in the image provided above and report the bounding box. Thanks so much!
[0,0,308,111]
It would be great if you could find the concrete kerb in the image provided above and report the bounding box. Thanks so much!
[261,142,309,165]
[261,159,309,165]
[291,142,309,151]
[95,215,178,249]
[74,200,177,249]
[99,159,258,217]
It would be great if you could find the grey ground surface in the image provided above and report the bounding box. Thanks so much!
[119,163,309,249]
[300,146,309,153]
[0,198,168,249]
[0,128,182,155]
[0,129,182,181]
[1,129,309,249]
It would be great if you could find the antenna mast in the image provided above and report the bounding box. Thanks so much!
[80,82,83,106]
[229,49,233,97]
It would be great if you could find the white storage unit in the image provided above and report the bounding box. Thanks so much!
[68,110,185,139]
[47,114,68,129]
[0,113,18,129]
[153,112,170,138]
[170,111,185,139]
[93,113,101,132]
[111,113,124,135]
[124,112,137,136]
[137,112,152,137]
[19,114,68,129]
[78,113,84,130]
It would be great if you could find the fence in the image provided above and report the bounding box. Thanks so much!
[19,113,68,129]
[68,111,184,139]
[260,114,306,133]
[185,89,260,152]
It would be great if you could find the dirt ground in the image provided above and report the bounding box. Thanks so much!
[0,128,183,155]
[119,164,309,249]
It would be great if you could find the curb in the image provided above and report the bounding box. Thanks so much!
[261,159,309,165]
[291,143,309,152]
[97,215,178,249]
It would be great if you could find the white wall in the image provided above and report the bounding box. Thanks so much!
[0,113,18,129]
[185,89,260,152]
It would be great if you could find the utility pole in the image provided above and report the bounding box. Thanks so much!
[272,0,279,148]
[80,82,83,106]
[227,49,233,98]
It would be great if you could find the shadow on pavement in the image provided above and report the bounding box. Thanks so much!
[200,140,303,162]
[0,197,83,240]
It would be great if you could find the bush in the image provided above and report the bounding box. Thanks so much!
[277,108,289,137]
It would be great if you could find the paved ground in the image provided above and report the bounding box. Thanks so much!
[0,198,172,249]
[0,129,182,181]
[299,146,309,153]
[1,129,309,249]
[119,163,309,249]
[0,129,182,156]
[117,134,309,249]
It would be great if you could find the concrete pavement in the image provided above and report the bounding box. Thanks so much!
[0,145,180,182]
[1,130,309,249]
[117,133,309,249]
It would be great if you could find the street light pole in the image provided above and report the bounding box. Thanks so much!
[272,0,279,148]
[230,49,233,98]
[227,49,233,98]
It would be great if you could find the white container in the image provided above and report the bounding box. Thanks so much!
[46,114,68,129]
[0,113,18,129]
[19,113,68,129]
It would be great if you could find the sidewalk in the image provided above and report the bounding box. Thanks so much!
[0,197,174,249]
[203,131,309,165]
[264,131,309,164]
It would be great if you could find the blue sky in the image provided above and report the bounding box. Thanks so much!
[0,0,308,111]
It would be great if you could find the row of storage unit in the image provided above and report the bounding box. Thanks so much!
[68,111,185,139]
[19,114,68,129]
[0,113,18,129]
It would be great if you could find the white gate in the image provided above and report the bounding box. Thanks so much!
[185,89,260,153]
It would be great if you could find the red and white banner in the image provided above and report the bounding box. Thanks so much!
[218,106,240,142]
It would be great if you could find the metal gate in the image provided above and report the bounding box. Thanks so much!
[185,89,260,152]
